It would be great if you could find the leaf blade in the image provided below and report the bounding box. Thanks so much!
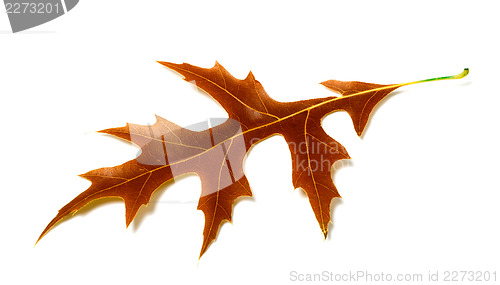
[39,64,468,257]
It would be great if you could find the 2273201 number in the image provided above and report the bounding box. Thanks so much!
[5,2,60,14]
[443,271,497,282]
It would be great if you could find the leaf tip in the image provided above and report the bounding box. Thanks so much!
[36,215,61,246]
[156,60,168,68]
[246,70,255,81]
[125,212,135,229]
[156,61,178,71]
[78,171,95,181]
[154,114,163,122]
[322,228,328,240]
[214,60,224,70]
[35,226,50,245]
[199,242,210,259]
[97,125,123,135]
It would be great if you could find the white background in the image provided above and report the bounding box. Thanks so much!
[1,1,499,284]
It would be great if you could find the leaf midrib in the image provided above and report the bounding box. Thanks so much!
[98,83,410,190]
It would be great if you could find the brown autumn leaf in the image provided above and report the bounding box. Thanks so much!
[37,62,468,257]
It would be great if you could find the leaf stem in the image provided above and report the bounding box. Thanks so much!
[403,68,469,86]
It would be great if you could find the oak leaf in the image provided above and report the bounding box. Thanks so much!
[37,62,468,257]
